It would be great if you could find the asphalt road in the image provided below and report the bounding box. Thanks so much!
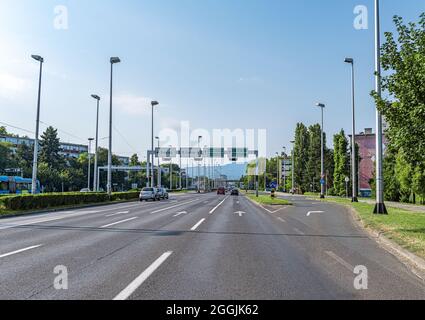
[0,192,424,300]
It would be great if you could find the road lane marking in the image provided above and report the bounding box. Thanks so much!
[307,211,324,217]
[234,211,245,217]
[173,211,187,217]
[100,217,138,228]
[325,251,354,272]
[191,218,206,231]
[0,244,43,259]
[113,251,173,300]
[106,211,129,217]
[209,197,229,214]
[150,199,198,214]
[277,217,286,223]
[293,227,305,235]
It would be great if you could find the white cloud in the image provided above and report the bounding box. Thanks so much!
[0,73,31,100]
[115,94,153,116]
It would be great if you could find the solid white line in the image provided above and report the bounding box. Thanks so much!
[209,197,229,214]
[307,211,324,217]
[325,251,354,272]
[100,217,138,228]
[106,211,129,217]
[277,217,286,223]
[150,199,198,214]
[0,244,43,259]
[191,218,206,231]
[113,251,173,300]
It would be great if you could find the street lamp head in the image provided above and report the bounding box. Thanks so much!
[344,57,354,64]
[31,55,44,63]
[151,101,159,107]
[316,103,325,108]
[110,57,121,64]
[290,140,295,144]
[88,138,94,141]
[91,94,100,101]
[155,136,159,140]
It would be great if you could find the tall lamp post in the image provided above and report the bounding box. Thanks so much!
[155,136,161,187]
[315,103,326,199]
[31,55,44,195]
[374,0,387,214]
[150,101,159,188]
[344,58,359,202]
[91,94,101,191]
[290,141,295,195]
[197,136,202,193]
[275,152,280,190]
[108,57,121,196]
[282,146,287,192]
[87,138,94,190]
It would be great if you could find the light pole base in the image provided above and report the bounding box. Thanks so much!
[352,197,359,203]
[374,203,388,215]
[320,194,325,199]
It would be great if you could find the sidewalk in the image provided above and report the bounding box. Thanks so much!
[359,199,425,213]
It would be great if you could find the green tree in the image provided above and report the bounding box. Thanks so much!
[333,130,349,197]
[293,123,309,193]
[16,143,34,177]
[0,142,14,173]
[372,13,425,165]
[39,126,64,169]
[306,124,322,192]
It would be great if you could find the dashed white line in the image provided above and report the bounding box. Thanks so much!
[173,211,187,217]
[293,227,305,235]
[150,199,199,214]
[209,197,229,214]
[325,251,354,272]
[113,251,173,300]
[100,217,138,228]
[307,211,324,217]
[277,217,287,223]
[0,244,43,259]
[106,211,129,217]
[191,218,206,231]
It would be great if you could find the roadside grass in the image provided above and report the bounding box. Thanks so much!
[246,193,291,206]
[309,196,425,259]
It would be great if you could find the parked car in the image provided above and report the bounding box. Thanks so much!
[139,187,160,201]
[231,188,239,196]
[217,187,226,195]
[157,187,169,200]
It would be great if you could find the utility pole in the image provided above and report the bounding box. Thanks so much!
[88,138,94,190]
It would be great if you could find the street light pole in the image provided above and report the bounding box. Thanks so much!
[316,103,326,199]
[150,101,159,188]
[345,58,359,202]
[197,136,202,193]
[91,95,100,192]
[374,0,388,214]
[108,57,121,196]
[282,147,287,193]
[156,137,161,187]
[31,55,44,195]
[88,138,94,190]
[275,152,280,190]
[290,141,295,195]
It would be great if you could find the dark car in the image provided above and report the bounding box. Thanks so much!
[217,187,226,195]
[231,189,239,196]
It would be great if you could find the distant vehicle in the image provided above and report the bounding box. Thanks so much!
[231,189,239,196]
[217,187,226,195]
[80,188,91,193]
[140,187,160,202]
[157,187,169,200]
[0,176,40,195]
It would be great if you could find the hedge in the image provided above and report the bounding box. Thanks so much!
[1,191,139,211]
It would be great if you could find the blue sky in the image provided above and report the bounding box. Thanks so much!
[0,0,424,162]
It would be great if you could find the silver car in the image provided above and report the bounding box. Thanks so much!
[139,187,160,202]
[157,188,169,200]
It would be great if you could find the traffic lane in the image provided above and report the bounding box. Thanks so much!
[130,194,348,300]
[0,193,223,299]
[260,197,425,299]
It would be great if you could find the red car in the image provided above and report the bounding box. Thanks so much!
[217,187,226,195]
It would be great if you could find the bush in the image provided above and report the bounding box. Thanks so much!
[2,191,139,211]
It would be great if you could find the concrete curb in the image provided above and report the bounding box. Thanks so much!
[344,203,425,281]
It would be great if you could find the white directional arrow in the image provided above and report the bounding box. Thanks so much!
[173,211,188,217]
[234,211,245,217]
[307,211,324,217]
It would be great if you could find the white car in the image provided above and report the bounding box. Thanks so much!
[139,187,160,202]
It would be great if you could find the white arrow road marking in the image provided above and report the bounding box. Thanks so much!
[173,211,187,217]
[150,199,198,214]
[0,244,43,259]
[191,218,206,231]
[100,217,138,228]
[106,211,129,217]
[307,211,324,217]
[234,211,245,217]
[114,251,173,300]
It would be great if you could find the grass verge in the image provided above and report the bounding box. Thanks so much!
[310,197,425,259]
[246,194,291,206]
